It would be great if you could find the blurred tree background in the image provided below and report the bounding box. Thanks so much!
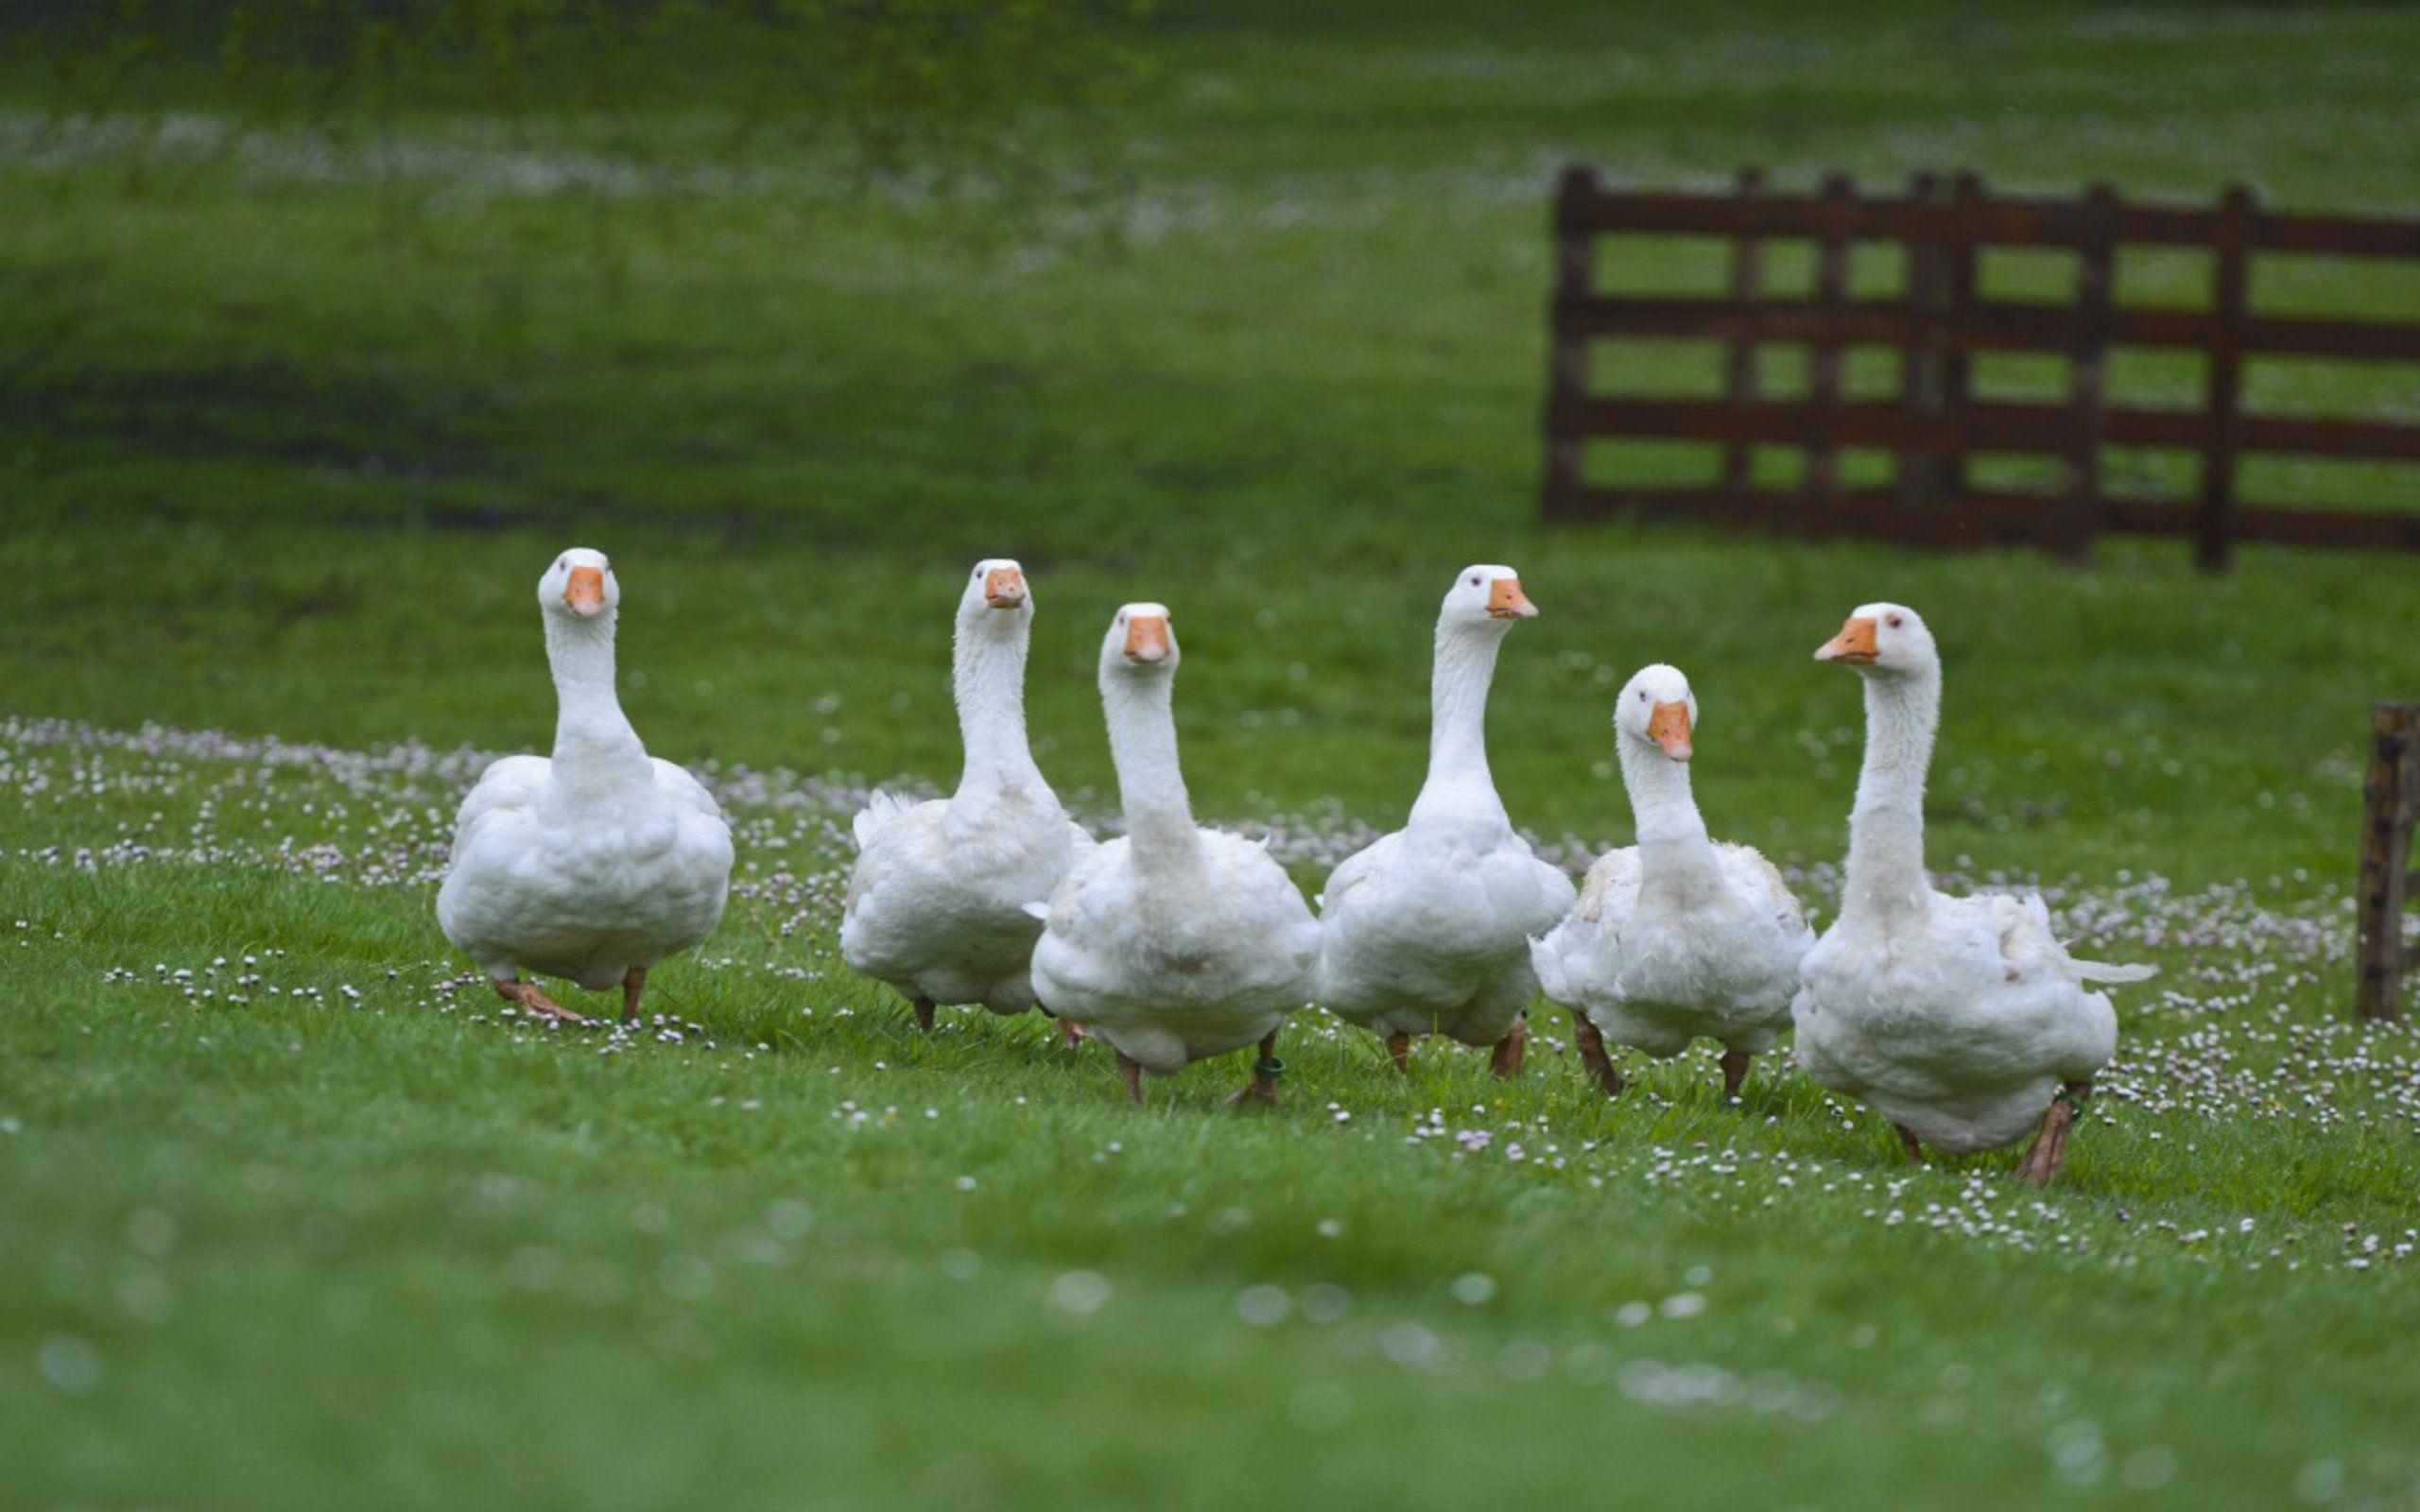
[0,0,2412,839]
[5,0,1150,268]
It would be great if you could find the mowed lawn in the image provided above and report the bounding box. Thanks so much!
[4,3,2420,1508]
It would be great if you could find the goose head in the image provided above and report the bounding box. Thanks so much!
[959,558,1031,627]
[540,548,619,622]
[1616,663,1698,763]
[1816,602,1936,678]
[1101,602,1177,678]
[1440,563,1536,631]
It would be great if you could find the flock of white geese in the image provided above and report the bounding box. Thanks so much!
[438,548,2153,1185]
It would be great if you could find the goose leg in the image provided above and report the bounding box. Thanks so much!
[911,997,936,1034]
[1060,1016,1087,1050]
[2013,1079,2088,1187]
[621,966,647,1023]
[1225,1033,1284,1109]
[1385,1030,1412,1074]
[1116,1053,1145,1106]
[1487,1013,1528,1078]
[1895,1125,1926,1166]
[493,977,585,1024]
[1570,1014,1625,1097]
[1719,1048,1753,1102]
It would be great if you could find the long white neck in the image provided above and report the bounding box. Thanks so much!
[1617,735,1721,898]
[543,610,651,805]
[1408,622,1512,833]
[1841,667,1940,926]
[953,612,1046,799]
[1103,672,1201,874]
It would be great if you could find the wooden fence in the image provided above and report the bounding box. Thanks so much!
[2358,704,2420,1022]
[1542,167,2420,565]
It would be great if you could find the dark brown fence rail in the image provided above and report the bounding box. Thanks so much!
[2357,704,2420,1022]
[1542,166,2420,565]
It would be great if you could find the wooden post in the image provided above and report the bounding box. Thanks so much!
[2358,703,2420,1021]
[1899,171,1945,507]
[2053,182,2118,560]
[1720,165,1767,502]
[1806,172,1855,517]
[2197,184,2255,572]
[1542,164,1597,521]
[1940,172,1983,506]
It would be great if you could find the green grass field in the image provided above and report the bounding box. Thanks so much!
[5,3,2420,1507]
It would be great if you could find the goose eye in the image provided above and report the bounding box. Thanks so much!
[1467,575,1480,586]
[1887,614,1904,628]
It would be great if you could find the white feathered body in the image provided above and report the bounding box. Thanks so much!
[1315,571,1569,1050]
[1791,889,2132,1154]
[1532,841,1809,1057]
[1030,833,1319,1074]
[1316,826,1576,1045]
[1792,610,2149,1157]
[842,786,1093,1012]
[438,754,733,990]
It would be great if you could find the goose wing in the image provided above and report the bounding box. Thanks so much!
[651,758,725,824]
[852,789,918,851]
[1717,842,1812,942]
[2012,892,2156,984]
[1315,832,1397,912]
[1975,892,2156,986]
[1572,846,1643,926]
[1505,849,1580,933]
[448,754,549,853]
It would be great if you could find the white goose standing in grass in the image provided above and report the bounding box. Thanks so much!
[841,559,1094,1038]
[1028,604,1320,1106]
[1530,664,1812,1100]
[1314,565,1576,1075]
[1791,604,2153,1184]
[438,548,733,1023]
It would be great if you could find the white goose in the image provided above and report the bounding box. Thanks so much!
[1791,604,2153,1183]
[1531,664,1812,1100]
[438,548,734,1023]
[841,559,1094,1037]
[1314,565,1576,1075]
[1028,604,1320,1106]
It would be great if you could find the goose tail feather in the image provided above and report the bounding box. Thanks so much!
[2073,958,2156,985]
[851,789,914,851]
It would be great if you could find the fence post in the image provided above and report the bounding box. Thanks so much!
[1542,164,1597,521]
[2197,183,2256,572]
[1940,173,1983,507]
[1806,172,1855,523]
[2357,703,2420,1022]
[2052,182,2118,560]
[1898,172,1946,508]
[1720,166,1767,503]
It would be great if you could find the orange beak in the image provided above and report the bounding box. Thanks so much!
[983,566,1027,609]
[1647,699,1694,761]
[1487,576,1538,620]
[1816,615,1878,664]
[563,565,607,616]
[1123,614,1170,663]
